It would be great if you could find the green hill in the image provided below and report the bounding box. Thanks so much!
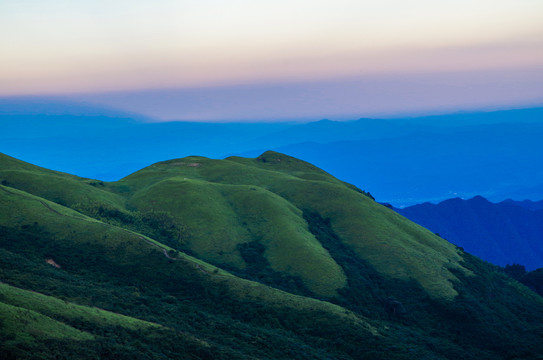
[1,151,543,359]
[120,151,468,299]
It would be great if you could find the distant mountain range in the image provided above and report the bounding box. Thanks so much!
[2,99,543,206]
[502,198,543,211]
[396,196,543,270]
[2,151,543,359]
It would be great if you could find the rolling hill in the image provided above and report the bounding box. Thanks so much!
[1,152,543,359]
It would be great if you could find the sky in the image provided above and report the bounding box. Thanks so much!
[1,0,543,120]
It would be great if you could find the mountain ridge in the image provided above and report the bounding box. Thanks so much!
[397,195,543,270]
[2,106,543,205]
[2,151,543,359]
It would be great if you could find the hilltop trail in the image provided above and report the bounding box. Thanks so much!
[138,236,178,260]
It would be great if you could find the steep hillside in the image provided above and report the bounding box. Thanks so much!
[2,152,543,359]
[397,196,543,270]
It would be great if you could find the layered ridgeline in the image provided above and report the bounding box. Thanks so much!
[1,152,543,359]
[396,196,543,270]
[3,106,543,205]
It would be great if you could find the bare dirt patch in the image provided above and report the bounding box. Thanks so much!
[45,258,61,268]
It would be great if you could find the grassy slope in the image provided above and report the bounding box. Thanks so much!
[0,182,368,328]
[0,302,94,342]
[121,151,467,299]
[0,152,125,209]
[129,178,346,296]
[0,282,160,337]
[0,181,386,358]
[3,151,543,358]
[232,152,471,299]
[0,184,221,272]
[1,151,466,299]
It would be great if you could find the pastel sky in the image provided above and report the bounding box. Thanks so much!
[1,0,543,120]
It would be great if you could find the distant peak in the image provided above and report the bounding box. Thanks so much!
[256,151,295,163]
[258,150,289,158]
[469,195,489,202]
